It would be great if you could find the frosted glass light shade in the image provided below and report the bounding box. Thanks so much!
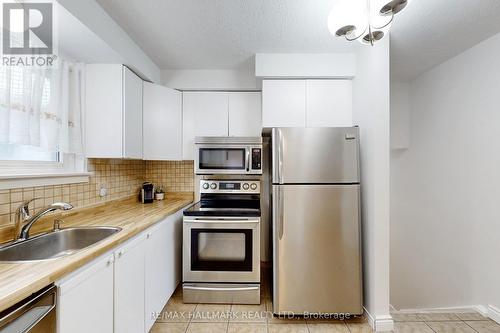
[376,0,412,15]
[328,0,368,39]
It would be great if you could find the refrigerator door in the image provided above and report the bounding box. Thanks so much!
[272,127,360,184]
[272,184,363,315]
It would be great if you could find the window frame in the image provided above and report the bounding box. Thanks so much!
[0,154,90,190]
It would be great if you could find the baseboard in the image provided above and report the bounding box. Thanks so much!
[392,305,485,314]
[488,305,500,325]
[390,304,500,325]
[364,307,394,332]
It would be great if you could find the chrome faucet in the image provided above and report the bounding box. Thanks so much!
[15,199,73,241]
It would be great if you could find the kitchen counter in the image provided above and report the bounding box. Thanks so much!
[0,192,193,312]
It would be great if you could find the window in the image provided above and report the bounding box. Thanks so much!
[0,60,87,185]
[0,65,60,162]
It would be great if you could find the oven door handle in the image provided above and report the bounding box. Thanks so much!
[184,218,260,224]
[183,285,259,292]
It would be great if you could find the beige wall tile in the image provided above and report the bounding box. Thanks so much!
[0,158,194,232]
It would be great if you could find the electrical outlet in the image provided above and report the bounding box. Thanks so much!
[99,185,107,197]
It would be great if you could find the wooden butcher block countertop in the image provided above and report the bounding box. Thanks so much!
[0,192,194,312]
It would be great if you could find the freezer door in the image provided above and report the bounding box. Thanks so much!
[272,184,363,315]
[272,127,360,184]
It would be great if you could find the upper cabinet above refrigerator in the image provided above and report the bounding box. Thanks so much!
[262,80,353,128]
[85,64,143,159]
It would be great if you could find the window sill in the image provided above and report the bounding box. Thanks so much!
[0,172,92,190]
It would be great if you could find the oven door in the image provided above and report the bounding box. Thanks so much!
[195,145,262,175]
[183,217,260,283]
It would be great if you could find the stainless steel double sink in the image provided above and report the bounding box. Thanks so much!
[0,227,121,263]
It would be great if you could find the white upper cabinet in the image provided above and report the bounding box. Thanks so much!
[262,79,353,128]
[183,92,262,159]
[262,80,306,128]
[123,67,144,158]
[85,64,143,159]
[228,92,262,136]
[143,82,182,160]
[183,92,229,160]
[306,80,352,127]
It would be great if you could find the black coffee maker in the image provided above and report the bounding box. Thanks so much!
[141,182,154,204]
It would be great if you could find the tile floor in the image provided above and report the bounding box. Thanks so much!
[150,272,500,333]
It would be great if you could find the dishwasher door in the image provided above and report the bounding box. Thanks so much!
[0,285,56,333]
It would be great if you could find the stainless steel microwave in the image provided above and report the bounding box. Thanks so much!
[194,137,263,175]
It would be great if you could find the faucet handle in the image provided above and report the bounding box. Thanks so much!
[18,198,39,220]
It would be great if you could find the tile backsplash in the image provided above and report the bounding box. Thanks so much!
[0,159,194,229]
[144,160,194,193]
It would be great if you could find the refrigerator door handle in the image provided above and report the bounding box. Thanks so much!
[272,128,284,184]
[278,186,284,240]
[278,129,284,184]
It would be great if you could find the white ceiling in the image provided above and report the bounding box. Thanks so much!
[391,0,500,80]
[94,0,357,70]
[96,0,500,80]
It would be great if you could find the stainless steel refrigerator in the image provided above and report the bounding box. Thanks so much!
[271,127,363,315]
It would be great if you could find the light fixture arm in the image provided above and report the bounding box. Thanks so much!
[372,11,394,30]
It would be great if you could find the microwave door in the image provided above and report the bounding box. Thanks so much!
[197,147,247,174]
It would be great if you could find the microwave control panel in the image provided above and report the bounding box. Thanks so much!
[251,148,262,170]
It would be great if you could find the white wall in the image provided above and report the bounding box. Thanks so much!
[255,53,356,78]
[390,81,410,149]
[352,39,392,331]
[390,31,500,316]
[161,69,260,91]
[57,0,161,82]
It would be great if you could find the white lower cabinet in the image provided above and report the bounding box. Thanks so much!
[57,254,115,333]
[56,208,185,333]
[114,234,147,333]
[145,209,184,331]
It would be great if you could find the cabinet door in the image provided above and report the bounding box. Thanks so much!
[143,82,182,160]
[183,92,229,159]
[114,235,146,333]
[262,80,306,127]
[145,223,168,331]
[57,254,114,333]
[85,64,123,158]
[164,209,184,297]
[306,80,353,127]
[123,66,143,159]
[144,209,185,331]
[228,92,262,136]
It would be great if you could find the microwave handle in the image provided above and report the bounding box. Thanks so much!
[245,148,250,172]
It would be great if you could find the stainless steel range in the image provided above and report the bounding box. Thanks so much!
[182,179,261,304]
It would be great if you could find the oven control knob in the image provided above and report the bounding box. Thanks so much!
[242,183,249,190]
[210,183,217,190]
[202,183,209,190]
[250,183,258,190]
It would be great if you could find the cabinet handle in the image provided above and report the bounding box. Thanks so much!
[117,250,124,257]
[107,257,114,266]
[147,232,151,239]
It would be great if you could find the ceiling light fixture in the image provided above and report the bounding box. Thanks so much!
[328,0,410,46]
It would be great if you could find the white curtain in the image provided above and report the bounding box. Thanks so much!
[0,59,85,155]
